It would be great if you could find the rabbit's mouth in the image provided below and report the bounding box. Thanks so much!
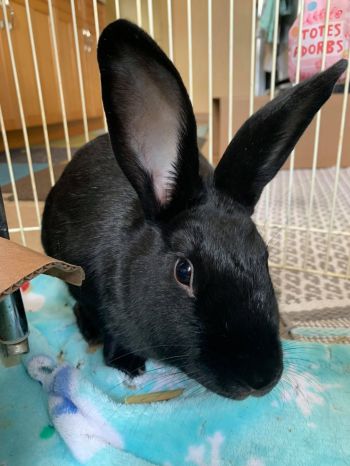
[185,352,283,401]
[191,378,253,401]
[194,377,279,401]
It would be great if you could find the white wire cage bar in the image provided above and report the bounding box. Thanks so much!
[24,0,55,187]
[227,0,234,144]
[302,0,332,270]
[0,104,26,245]
[1,0,41,228]
[263,0,279,242]
[92,0,108,132]
[282,0,305,267]
[70,0,89,143]
[47,0,72,162]
[0,0,349,280]
[207,0,213,165]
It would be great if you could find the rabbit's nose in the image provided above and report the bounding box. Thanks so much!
[247,366,283,394]
[247,373,273,391]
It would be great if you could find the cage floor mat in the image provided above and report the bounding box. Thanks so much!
[254,167,350,343]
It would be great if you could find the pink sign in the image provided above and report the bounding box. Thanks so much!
[289,0,350,82]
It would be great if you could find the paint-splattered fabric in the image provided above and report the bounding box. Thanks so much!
[1,275,350,466]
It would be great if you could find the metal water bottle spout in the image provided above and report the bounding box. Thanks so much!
[0,187,29,357]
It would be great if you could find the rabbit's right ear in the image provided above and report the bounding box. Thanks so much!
[98,20,200,221]
[214,59,347,214]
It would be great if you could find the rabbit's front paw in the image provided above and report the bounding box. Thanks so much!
[103,337,146,377]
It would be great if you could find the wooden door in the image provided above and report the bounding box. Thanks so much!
[0,0,39,130]
[76,0,105,120]
[0,2,21,130]
[53,0,82,122]
[26,0,63,126]
[0,0,82,130]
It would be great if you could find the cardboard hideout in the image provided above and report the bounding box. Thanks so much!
[0,237,84,300]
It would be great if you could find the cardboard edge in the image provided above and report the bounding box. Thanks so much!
[0,262,84,300]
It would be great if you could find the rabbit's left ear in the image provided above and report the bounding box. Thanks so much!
[214,59,348,214]
[98,20,200,221]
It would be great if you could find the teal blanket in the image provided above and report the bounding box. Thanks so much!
[1,275,350,466]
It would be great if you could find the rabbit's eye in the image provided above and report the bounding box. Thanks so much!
[174,258,193,290]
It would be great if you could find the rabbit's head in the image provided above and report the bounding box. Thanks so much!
[98,20,347,399]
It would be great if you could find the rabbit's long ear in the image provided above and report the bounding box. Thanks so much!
[98,20,200,220]
[214,60,347,214]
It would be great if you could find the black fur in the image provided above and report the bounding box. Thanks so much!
[41,20,347,400]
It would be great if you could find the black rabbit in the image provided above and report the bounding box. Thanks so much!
[41,19,347,400]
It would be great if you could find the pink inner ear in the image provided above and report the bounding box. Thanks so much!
[123,64,182,207]
[152,170,171,205]
[128,100,181,207]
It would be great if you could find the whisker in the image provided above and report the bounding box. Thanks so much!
[106,344,196,365]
